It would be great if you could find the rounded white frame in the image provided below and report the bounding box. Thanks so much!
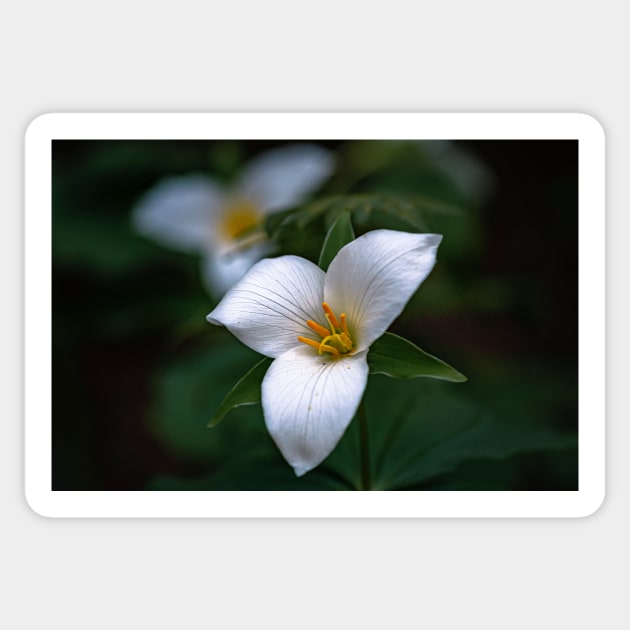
[24,113,605,518]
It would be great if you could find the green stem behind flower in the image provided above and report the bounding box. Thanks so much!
[358,399,371,491]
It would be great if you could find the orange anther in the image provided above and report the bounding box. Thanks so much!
[306,319,330,338]
[322,302,340,330]
[340,313,349,336]
[297,336,322,351]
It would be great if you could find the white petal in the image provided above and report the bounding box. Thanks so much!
[206,255,325,358]
[237,144,334,212]
[200,240,274,297]
[262,346,369,476]
[131,175,224,252]
[324,230,442,352]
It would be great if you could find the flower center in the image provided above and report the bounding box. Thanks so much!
[219,199,262,240]
[297,302,354,358]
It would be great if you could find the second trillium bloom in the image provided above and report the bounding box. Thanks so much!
[207,229,442,476]
[131,144,334,296]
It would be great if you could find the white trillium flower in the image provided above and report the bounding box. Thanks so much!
[207,229,443,476]
[131,144,335,296]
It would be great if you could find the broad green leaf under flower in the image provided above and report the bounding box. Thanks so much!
[209,333,467,428]
[207,229,443,476]
[208,357,272,428]
[368,332,467,382]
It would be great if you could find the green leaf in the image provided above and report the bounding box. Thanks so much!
[264,193,463,265]
[147,451,350,491]
[208,357,272,427]
[151,339,576,490]
[152,338,266,462]
[208,357,271,427]
[368,332,467,382]
[324,375,577,491]
[318,211,355,270]
[265,193,460,239]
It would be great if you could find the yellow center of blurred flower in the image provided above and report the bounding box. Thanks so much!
[298,302,354,358]
[219,199,262,240]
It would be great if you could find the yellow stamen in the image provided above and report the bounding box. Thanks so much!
[340,313,349,336]
[318,343,340,357]
[297,336,321,352]
[322,302,340,331]
[324,313,335,335]
[320,334,334,348]
[297,303,354,359]
[338,333,353,350]
[307,319,330,338]
[298,336,340,357]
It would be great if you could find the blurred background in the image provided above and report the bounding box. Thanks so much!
[52,139,578,491]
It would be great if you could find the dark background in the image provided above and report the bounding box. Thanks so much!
[52,139,578,491]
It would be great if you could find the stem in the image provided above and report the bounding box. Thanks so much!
[358,399,371,490]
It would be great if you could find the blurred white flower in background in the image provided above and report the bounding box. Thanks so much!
[131,144,335,296]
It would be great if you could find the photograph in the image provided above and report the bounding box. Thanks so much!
[49,134,579,493]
